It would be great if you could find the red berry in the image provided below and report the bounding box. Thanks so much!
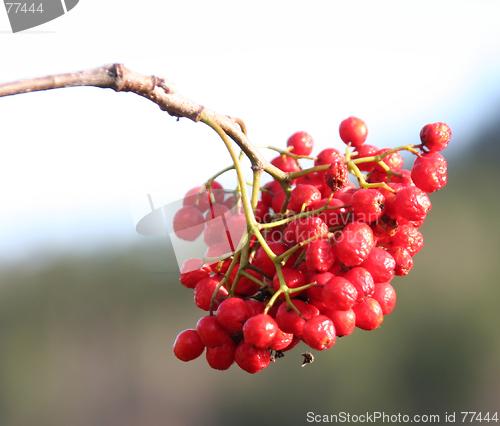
[242,313,278,348]
[323,308,356,337]
[288,184,322,212]
[183,182,225,212]
[387,246,413,276]
[261,180,282,207]
[322,276,358,311]
[234,341,271,374]
[372,282,397,315]
[276,300,319,338]
[305,272,335,311]
[315,148,346,176]
[173,206,205,241]
[245,299,265,317]
[287,131,314,156]
[339,117,368,147]
[390,224,423,256]
[333,221,375,267]
[411,151,447,193]
[271,155,301,173]
[194,276,228,311]
[310,197,351,228]
[179,258,211,289]
[420,122,451,152]
[302,315,336,350]
[361,247,396,283]
[283,216,329,246]
[352,298,384,331]
[296,172,328,195]
[204,242,233,268]
[252,242,297,276]
[206,339,236,370]
[196,315,232,347]
[173,329,205,362]
[352,143,378,172]
[305,239,336,272]
[351,188,385,223]
[269,328,295,351]
[254,200,271,223]
[343,267,375,302]
[272,266,306,299]
[271,189,286,213]
[374,148,404,172]
[228,265,262,297]
[394,186,432,222]
[223,194,242,213]
[216,297,251,332]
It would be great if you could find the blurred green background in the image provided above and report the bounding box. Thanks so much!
[1,117,499,426]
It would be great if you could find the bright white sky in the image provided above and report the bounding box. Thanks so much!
[1,0,500,264]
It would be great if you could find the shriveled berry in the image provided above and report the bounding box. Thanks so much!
[173,329,205,362]
[323,160,349,193]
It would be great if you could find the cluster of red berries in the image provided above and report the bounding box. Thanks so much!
[172,118,451,373]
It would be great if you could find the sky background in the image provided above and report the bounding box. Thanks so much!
[1,0,500,264]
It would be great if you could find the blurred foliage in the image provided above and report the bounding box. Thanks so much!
[1,124,499,426]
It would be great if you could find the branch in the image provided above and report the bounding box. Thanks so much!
[0,63,287,180]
